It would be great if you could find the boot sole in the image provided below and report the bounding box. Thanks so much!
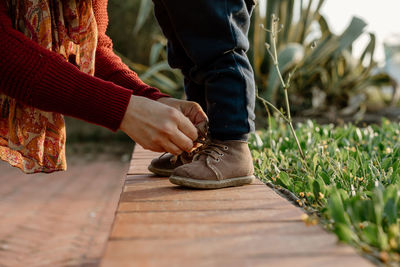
[148,165,174,177]
[169,175,255,189]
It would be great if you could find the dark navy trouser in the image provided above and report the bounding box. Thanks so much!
[152,0,256,141]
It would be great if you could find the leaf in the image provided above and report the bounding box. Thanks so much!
[140,61,173,80]
[145,73,182,94]
[359,33,376,66]
[362,199,375,222]
[318,14,331,37]
[252,132,264,148]
[319,171,331,184]
[278,171,292,188]
[281,0,294,44]
[335,223,358,243]
[383,185,399,221]
[382,157,393,171]
[377,226,389,251]
[361,223,379,247]
[304,34,339,66]
[312,179,321,199]
[133,0,153,35]
[328,189,349,225]
[384,198,397,225]
[312,153,319,172]
[335,17,367,57]
[149,42,165,65]
[296,0,313,43]
[372,186,385,225]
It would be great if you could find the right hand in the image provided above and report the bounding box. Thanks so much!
[120,95,198,155]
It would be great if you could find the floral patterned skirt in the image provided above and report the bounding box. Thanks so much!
[1,0,97,173]
[0,97,67,173]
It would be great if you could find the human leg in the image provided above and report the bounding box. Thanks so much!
[152,0,256,140]
[148,1,206,176]
[151,0,257,188]
[152,0,207,111]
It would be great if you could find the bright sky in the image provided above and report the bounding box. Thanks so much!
[321,0,400,64]
[259,0,400,64]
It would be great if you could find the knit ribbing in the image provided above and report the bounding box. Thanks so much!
[38,57,132,131]
[95,50,169,100]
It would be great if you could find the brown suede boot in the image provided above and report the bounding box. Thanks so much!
[148,120,209,176]
[148,152,193,176]
[169,140,255,189]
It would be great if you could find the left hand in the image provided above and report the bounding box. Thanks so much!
[157,97,208,126]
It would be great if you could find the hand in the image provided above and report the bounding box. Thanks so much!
[157,97,208,126]
[120,96,198,155]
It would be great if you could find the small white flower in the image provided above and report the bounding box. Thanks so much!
[351,184,356,196]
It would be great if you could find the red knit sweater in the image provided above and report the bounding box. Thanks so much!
[0,0,168,131]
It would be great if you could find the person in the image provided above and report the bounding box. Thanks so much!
[0,0,207,173]
[147,0,257,189]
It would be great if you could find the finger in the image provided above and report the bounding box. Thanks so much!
[193,111,208,125]
[185,103,207,125]
[141,142,165,153]
[177,115,198,141]
[162,140,183,155]
[169,129,194,152]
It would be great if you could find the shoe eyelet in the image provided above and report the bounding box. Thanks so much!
[215,158,221,162]
[224,146,228,150]
[220,153,224,156]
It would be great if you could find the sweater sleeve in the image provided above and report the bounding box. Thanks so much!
[0,2,133,131]
[93,0,169,100]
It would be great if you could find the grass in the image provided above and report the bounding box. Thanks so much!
[250,118,400,264]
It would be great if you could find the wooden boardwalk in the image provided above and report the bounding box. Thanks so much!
[0,154,128,267]
[101,145,373,267]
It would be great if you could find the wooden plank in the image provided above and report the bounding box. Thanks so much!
[101,145,373,267]
[0,157,128,267]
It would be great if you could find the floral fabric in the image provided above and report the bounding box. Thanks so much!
[0,0,98,173]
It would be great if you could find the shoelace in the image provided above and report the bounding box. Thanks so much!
[193,141,228,162]
[169,120,209,164]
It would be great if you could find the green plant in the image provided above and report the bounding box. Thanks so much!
[108,0,157,64]
[250,0,394,118]
[257,14,305,159]
[115,45,184,98]
[108,0,184,97]
[250,118,400,263]
[110,0,395,114]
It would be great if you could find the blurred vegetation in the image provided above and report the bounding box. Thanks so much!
[107,0,159,64]
[107,0,398,122]
[107,0,184,98]
[65,116,134,162]
[251,0,396,121]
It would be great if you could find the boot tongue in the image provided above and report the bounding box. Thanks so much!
[186,120,209,162]
[180,152,195,164]
[195,120,209,141]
